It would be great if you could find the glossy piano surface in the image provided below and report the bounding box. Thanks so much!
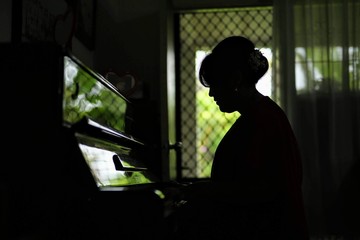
[63,55,130,134]
[1,43,182,240]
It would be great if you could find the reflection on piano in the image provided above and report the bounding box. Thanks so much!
[1,43,184,240]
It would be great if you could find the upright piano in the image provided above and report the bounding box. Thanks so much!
[1,43,183,240]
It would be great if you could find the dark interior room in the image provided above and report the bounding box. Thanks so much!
[1,0,359,239]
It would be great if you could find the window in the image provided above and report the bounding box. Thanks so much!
[177,7,273,179]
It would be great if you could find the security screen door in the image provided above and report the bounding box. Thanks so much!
[176,7,273,180]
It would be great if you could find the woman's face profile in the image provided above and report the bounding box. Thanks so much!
[207,67,251,113]
[208,72,239,113]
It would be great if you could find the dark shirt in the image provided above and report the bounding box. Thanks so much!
[211,96,308,239]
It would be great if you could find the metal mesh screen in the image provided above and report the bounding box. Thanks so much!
[178,7,273,179]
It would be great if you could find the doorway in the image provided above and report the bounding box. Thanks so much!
[175,7,273,180]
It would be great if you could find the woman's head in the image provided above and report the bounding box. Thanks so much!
[199,36,269,88]
[198,36,269,113]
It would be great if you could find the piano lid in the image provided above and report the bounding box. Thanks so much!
[63,55,133,135]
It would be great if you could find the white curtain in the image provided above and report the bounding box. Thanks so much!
[273,0,360,238]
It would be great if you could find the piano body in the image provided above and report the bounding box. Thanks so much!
[1,43,182,240]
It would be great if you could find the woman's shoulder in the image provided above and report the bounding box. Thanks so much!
[258,97,288,118]
[254,96,293,129]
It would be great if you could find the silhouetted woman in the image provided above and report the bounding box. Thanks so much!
[176,36,309,240]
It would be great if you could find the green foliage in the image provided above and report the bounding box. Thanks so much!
[63,57,127,132]
[195,85,240,177]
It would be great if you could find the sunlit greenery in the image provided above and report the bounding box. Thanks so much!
[196,84,240,177]
[63,57,128,132]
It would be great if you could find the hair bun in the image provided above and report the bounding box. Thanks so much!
[248,49,269,81]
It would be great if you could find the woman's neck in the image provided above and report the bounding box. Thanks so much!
[237,88,264,114]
